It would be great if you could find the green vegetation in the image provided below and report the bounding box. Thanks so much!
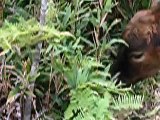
[0,0,159,120]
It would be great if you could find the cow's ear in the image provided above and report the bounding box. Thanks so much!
[151,0,160,14]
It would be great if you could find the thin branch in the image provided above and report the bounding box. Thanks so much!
[23,0,48,120]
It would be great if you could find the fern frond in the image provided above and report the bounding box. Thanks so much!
[113,94,144,110]
[0,18,74,53]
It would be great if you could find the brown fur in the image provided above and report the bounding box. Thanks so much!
[111,0,160,86]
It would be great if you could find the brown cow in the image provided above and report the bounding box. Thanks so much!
[110,0,160,86]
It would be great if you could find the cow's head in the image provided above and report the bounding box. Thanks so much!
[111,0,160,86]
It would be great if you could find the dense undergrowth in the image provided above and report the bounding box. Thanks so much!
[0,0,159,120]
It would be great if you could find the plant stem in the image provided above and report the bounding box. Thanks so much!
[23,0,48,119]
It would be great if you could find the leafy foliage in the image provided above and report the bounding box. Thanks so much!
[64,82,144,120]
[1,0,158,120]
[0,18,74,53]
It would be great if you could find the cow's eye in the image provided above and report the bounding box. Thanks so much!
[130,51,145,62]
